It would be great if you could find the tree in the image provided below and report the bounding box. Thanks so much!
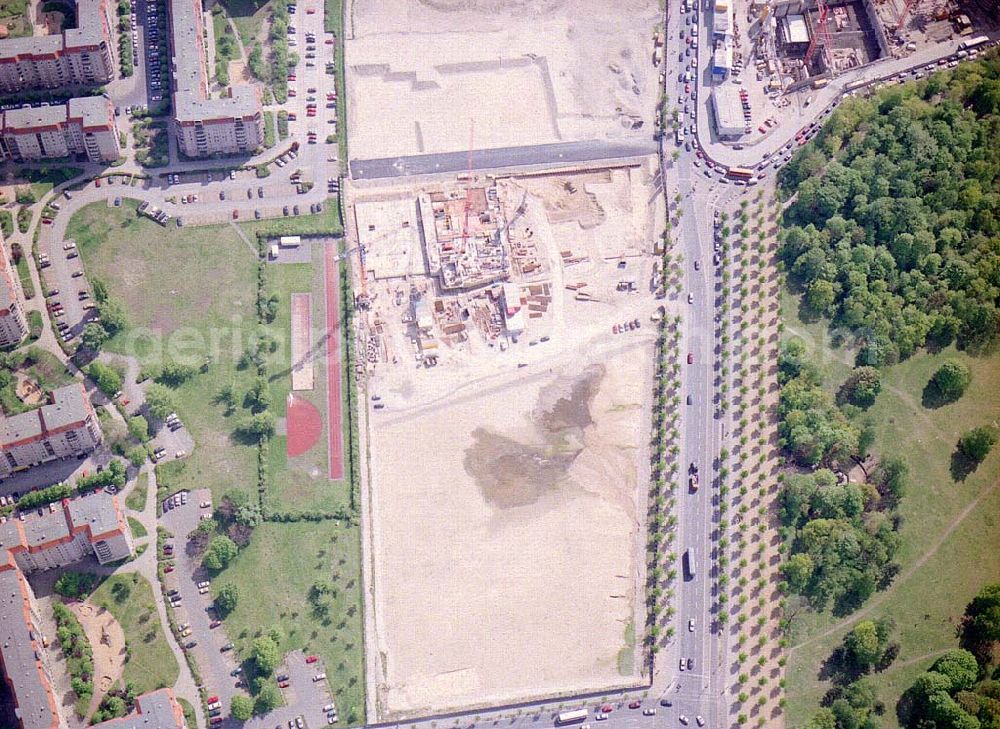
[844,619,895,671]
[931,360,972,402]
[844,366,881,409]
[958,426,997,464]
[250,635,281,675]
[254,683,281,715]
[230,695,253,721]
[930,649,980,693]
[144,383,175,420]
[804,708,837,729]
[96,297,128,335]
[216,584,239,616]
[961,582,1000,664]
[156,363,197,387]
[202,535,238,571]
[88,361,122,396]
[127,415,149,442]
[81,322,109,351]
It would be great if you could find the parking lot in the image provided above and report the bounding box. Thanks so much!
[246,651,337,729]
[161,488,245,721]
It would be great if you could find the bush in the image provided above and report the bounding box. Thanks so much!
[18,482,75,510]
[958,426,997,464]
[88,361,123,397]
[77,460,127,492]
[145,383,176,420]
[930,360,972,403]
[202,535,238,570]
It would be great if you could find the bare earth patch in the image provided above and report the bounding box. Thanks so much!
[369,345,650,717]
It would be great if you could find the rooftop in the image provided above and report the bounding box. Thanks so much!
[0,235,19,313]
[1,97,111,135]
[168,0,260,122]
[0,568,58,729]
[0,0,108,60]
[91,688,186,728]
[784,14,810,44]
[711,85,746,136]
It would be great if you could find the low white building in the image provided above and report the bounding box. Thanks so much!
[711,85,746,139]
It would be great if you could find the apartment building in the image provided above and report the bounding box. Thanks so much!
[0,96,120,163]
[0,234,28,349]
[168,0,263,157]
[91,688,186,729]
[0,0,115,94]
[0,492,144,729]
[0,383,103,478]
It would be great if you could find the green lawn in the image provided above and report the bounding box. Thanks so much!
[0,347,74,414]
[322,0,346,172]
[70,200,260,503]
[219,0,269,47]
[125,472,148,511]
[127,516,148,539]
[782,290,1000,728]
[216,520,365,724]
[68,198,363,718]
[90,574,179,694]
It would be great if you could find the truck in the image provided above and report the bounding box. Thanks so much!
[556,710,589,725]
[683,548,697,580]
[688,462,699,491]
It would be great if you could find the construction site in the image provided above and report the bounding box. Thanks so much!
[351,159,664,717]
[768,0,994,88]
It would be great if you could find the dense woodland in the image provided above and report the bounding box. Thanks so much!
[779,50,1000,362]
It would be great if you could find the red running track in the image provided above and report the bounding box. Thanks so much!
[323,245,345,480]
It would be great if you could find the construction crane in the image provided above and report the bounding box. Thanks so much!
[803,0,830,69]
[461,121,475,254]
[895,0,920,31]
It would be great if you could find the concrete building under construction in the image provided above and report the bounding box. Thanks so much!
[773,0,890,85]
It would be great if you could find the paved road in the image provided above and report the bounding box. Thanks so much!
[349,139,659,180]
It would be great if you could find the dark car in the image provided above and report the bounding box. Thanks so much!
[686,657,694,670]
[185,640,197,649]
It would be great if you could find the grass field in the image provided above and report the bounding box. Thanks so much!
[70,200,260,503]
[219,0,269,48]
[216,520,364,723]
[90,573,179,694]
[127,516,148,539]
[323,0,346,172]
[67,199,361,720]
[125,472,149,511]
[781,289,1000,728]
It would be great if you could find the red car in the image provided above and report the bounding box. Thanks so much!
[628,701,641,709]
[278,681,290,688]
[164,566,174,573]
[232,210,239,219]
[95,179,101,187]
[305,655,319,663]
[687,353,694,364]
[210,620,221,629]
[325,38,333,44]
[684,84,690,93]
[288,74,296,81]
[207,696,219,704]
[210,718,223,725]
[601,705,613,713]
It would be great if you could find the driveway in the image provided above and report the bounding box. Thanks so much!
[246,651,335,729]
[161,488,246,721]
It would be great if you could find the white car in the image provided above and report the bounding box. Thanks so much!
[688,619,695,632]
[696,718,705,727]
[197,581,210,589]
[679,717,689,726]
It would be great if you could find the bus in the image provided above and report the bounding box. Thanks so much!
[683,548,697,580]
[726,166,754,181]
[959,35,990,51]
[556,710,589,725]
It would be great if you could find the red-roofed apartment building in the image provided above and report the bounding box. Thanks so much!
[0,490,143,729]
[0,382,102,478]
[0,233,28,348]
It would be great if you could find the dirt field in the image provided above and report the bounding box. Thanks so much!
[70,602,127,719]
[345,0,661,159]
[368,341,652,716]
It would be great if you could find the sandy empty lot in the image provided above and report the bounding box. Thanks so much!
[345,0,661,159]
[368,343,651,717]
